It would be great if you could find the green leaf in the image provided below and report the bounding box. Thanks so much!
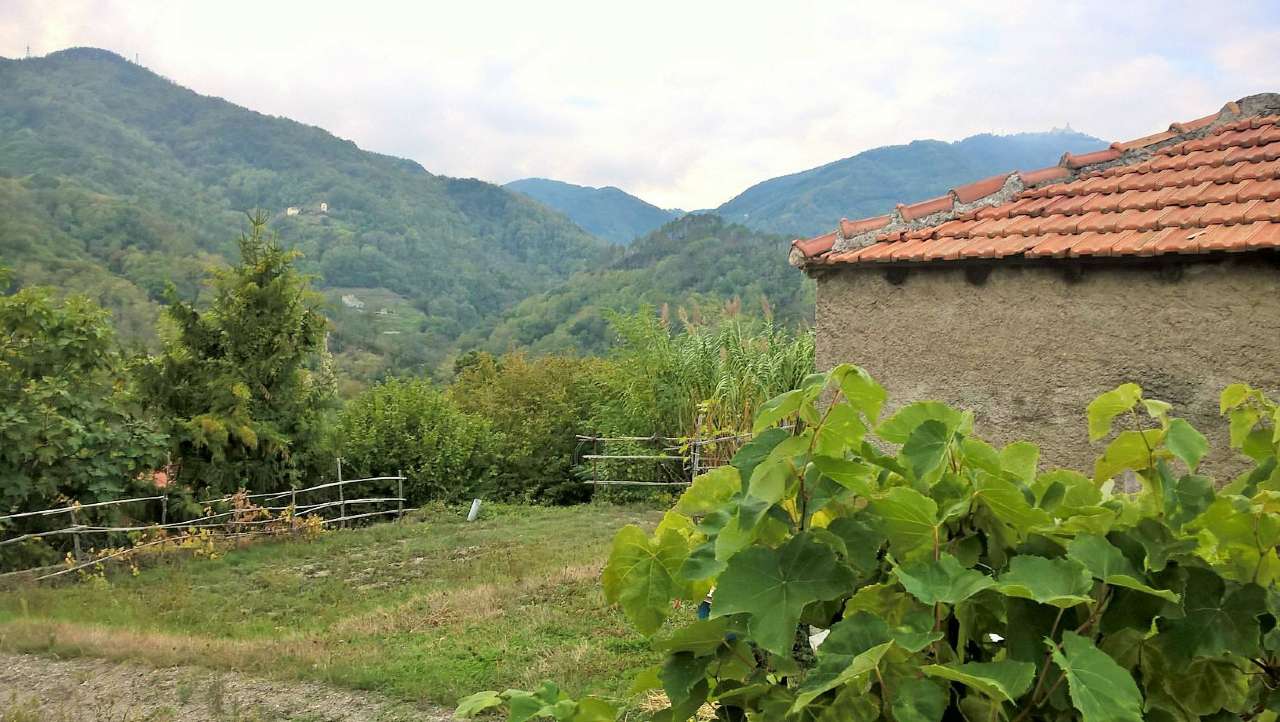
[996,555,1094,608]
[454,690,504,718]
[1000,442,1040,484]
[870,487,940,558]
[1094,429,1164,482]
[790,612,895,712]
[901,420,952,480]
[602,525,689,635]
[813,456,875,496]
[815,403,868,457]
[570,698,617,722]
[972,474,1051,537]
[1161,567,1264,658]
[1049,631,1144,722]
[653,618,730,656]
[832,363,887,422]
[890,678,947,722]
[754,389,805,433]
[710,532,856,655]
[1165,418,1208,472]
[893,552,995,605]
[876,401,966,444]
[921,660,1036,703]
[1087,383,1143,442]
[1066,534,1179,602]
[675,466,740,516]
[730,427,790,487]
[660,652,711,720]
[825,513,885,574]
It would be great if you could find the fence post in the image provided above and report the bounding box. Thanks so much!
[337,457,346,528]
[397,469,404,522]
[160,495,168,527]
[70,505,83,563]
[690,414,704,481]
[290,487,299,537]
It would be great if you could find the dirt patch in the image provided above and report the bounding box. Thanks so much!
[0,653,450,722]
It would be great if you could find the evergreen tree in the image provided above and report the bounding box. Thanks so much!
[140,214,335,495]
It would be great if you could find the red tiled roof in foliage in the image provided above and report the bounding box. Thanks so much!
[789,94,1280,268]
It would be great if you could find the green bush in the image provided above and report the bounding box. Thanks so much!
[449,352,607,504]
[0,277,168,569]
[338,377,497,504]
[459,368,1280,721]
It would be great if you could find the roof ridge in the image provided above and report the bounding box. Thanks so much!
[790,94,1280,266]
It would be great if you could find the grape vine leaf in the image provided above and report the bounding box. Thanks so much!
[790,612,895,712]
[453,690,504,718]
[1165,418,1209,472]
[1161,567,1265,658]
[1094,429,1165,482]
[1049,631,1144,722]
[921,660,1037,703]
[602,525,690,635]
[832,363,887,422]
[711,532,856,655]
[891,678,947,722]
[876,401,967,444]
[870,487,940,558]
[675,466,740,516]
[996,555,1094,608]
[1066,534,1179,602]
[1087,383,1142,442]
[901,420,952,480]
[893,552,995,605]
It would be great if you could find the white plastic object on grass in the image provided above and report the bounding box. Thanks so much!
[467,498,482,522]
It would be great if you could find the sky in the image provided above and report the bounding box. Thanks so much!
[3,1,1279,209]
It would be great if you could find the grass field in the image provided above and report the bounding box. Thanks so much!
[0,504,666,711]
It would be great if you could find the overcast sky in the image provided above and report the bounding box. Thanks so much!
[4,1,1279,209]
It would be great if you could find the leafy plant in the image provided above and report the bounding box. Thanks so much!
[338,377,497,504]
[458,367,1280,721]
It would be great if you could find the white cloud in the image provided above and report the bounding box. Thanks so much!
[2,0,1278,208]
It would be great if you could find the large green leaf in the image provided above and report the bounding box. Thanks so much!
[1165,418,1208,472]
[901,420,952,480]
[815,403,868,458]
[890,678,947,722]
[893,553,995,605]
[1161,567,1264,658]
[831,363,887,422]
[753,388,806,433]
[876,401,966,444]
[1049,631,1144,722]
[710,532,856,655]
[1094,429,1165,482]
[870,487,940,558]
[1087,383,1142,442]
[790,612,895,712]
[921,660,1036,703]
[675,466,740,516]
[972,474,1051,537]
[1066,534,1179,602]
[996,555,1094,608]
[814,456,875,496]
[454,690,504,718]
[602,525,690,635]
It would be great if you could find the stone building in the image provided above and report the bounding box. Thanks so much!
[789,94,1280,474]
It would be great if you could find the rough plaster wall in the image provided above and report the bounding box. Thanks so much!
[815,259,1280,478]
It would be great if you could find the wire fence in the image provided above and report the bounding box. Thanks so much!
[0,470,408,581]
[575,426,786,487]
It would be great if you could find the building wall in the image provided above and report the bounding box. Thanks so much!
[814,256,1280,478]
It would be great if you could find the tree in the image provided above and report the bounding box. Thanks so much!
[139,214,334,496]
[0,273,167,565]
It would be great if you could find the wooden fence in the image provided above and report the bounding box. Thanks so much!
[0,472,408,581]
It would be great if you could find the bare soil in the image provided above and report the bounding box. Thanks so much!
[0,653,450,722]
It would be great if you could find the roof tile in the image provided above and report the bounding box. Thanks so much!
[794,98,1280,267]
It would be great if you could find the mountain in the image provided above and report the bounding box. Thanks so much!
[717,130,1109,237]
[0,48,610,383]
[505,177,680,244]
[476,213,812,354]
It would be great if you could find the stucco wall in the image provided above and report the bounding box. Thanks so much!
[814,256,1280,478]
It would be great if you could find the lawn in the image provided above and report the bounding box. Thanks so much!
[0,503,666,710]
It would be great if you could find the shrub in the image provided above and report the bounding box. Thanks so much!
[449,352,608,504]
[459,368,1280,721]
[338,377,496,504]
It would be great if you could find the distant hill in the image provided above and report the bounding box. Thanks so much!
[505,177,680,244]
[717,130,1108,237]
[0,48,609,382]
[476,214,811,354]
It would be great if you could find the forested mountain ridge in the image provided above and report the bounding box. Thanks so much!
[717,129,1108,237]
[505,177,681,244]
[476,213,813,354]
[0,47,610,380]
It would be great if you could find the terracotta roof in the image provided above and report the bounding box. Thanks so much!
[790,94,1280,269]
